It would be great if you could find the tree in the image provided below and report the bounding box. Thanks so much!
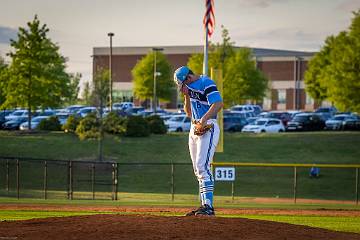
[65,73,81,105]
[187,26,268,107]
[305,10,360,112]
[2,15,71,129]
[132,51,172,103]
[0,56,8,108]
[92,68,109,109]
[82,81,92,105]
[224,48,268,107]
[188,25,235,76]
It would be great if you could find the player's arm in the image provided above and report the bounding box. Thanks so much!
[183,95,192,118]
[199,81,223,127]
[200,101,223,126]
[181,84,192,118]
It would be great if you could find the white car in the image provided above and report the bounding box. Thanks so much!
[165,115,191,132]
[5,109,28,121]
[19,116,50,130]
[242,118,285,133]
[113,102,134,111]
[325,114,358,130]
[77,107,97,117]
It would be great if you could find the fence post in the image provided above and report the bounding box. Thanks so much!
[6,159,9,194]
[91,163,95,200]
[171,163,175,201]
[44,161,47,200]
[115,163,118,200]
[231,181,235,202]
[293,166,297,204]
[68,161,73,200]
[112,163,116,200]
[16,159,19,200]
[356,168,359,205]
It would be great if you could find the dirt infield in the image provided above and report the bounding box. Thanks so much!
[1,203,360,217]
[1,214,360,240]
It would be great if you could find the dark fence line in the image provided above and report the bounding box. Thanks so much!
[0,157,119,200]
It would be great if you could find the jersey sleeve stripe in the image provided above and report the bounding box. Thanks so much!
[204,86,218,96]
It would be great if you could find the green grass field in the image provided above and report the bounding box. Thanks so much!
[0,131,360,201]
[0,131,360,163]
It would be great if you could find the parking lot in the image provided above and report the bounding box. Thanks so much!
[1,103,359,133]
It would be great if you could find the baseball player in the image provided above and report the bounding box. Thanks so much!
[174,66,223,216]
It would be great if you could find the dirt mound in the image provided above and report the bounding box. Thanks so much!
[1,214,360,240]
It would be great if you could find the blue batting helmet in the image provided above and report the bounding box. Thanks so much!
[174,66,190,86]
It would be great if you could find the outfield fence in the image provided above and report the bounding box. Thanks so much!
[0,157,359,205]
[0,157,118,200]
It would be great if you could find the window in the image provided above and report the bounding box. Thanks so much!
[277,89,286,104]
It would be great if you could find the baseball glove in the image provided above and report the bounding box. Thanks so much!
[193,121,214,136]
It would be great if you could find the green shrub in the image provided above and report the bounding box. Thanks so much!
[62,115,81,133]
[75,113,100,140]
[37,116,62,131]
[124,116,150,137]
[146,115,167,134]
[103,112,126,134]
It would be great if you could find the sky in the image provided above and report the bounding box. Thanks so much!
[1,0,360,88]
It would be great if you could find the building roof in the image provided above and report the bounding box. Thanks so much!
[93,45,315,57]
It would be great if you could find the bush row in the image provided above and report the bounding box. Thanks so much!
[37,113,167,139]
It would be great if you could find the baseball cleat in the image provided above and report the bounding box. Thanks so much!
[185,206,202,216]
[194,204,215,216]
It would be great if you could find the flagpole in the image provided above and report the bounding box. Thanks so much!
[203,27,209,76]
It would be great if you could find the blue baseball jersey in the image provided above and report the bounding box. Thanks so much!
[186,75,222,120]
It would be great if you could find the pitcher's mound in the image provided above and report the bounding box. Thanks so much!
[1,214,359,240]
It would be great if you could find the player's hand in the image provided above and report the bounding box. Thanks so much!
[199,117,207,129]
[180,84,189,96]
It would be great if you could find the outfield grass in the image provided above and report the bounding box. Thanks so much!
[0,131,359,163]
[238,215,360,234]
[0,131,359,201]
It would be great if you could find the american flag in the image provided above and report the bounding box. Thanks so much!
[203,0,215,37]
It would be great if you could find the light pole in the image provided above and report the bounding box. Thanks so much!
[152,47,163,114]
[108,32,114,112]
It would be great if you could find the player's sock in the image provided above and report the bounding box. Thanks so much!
[199,180,214,208]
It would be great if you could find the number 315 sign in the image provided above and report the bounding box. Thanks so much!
[214,167,235,181]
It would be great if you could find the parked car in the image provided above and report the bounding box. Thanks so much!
[138,108,168,117]
[5,109,28,121]
[76,107,97,118]
[113,102,134,111]
[125,106,145,116]
[2,116,28,130]
[262,111,292,126]
[315,107,337,116]
[230,105,261,115]
[325,114,360,130]
[286,113,325,131]
[165,115,191,132]
[56,112,71,126]
[65,105,85,114]
[35,110,56,117]
[0,110,14,128]
[241,118,285,133]
[287,110,303,120]
[225,111,255,119]
[224,116,248,132]
[19,116,50,130]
